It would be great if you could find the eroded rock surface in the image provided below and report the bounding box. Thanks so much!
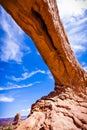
[16,87,87,130]
[0,0,87,130]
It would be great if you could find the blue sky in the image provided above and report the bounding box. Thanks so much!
[0,0,87,118]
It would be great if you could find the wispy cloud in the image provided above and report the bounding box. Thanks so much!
[65,13,87,56]
[11,69,53,82]
[21,108,31,116]
[11,69,46,82]
[0,7,30,63]
[46,70,53,80]
[57,0,87,18]
[0,81,40,91]
[0,95,14,102]
[81,62,87,71]
[83,66,87,72]
[57,0,87,56]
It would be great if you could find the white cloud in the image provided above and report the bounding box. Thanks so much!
[11,69,54,82]
[72,45,86,54]
[36,51,40,56]
[1,40,23,63]
[21,108,31,116]
[57,0,87,18]
[81,62,87,71]
[0,7,30,63]
[0,95,14,102]
[46,70,53,80]
[57,0,87,56]
[0,81,40,91]
[65,15,87,55]
[12,69,46,82]
[83,66,87,72]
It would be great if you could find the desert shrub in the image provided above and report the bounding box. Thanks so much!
[6,127,12,130]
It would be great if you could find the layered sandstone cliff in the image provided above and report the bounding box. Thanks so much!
[0,0,87,129]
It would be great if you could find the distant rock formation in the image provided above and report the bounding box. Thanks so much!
[0,0,87,130]
[12,113,21,126]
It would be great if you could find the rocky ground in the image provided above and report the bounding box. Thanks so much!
[15,87,87,130]
[0,87,87,130]
[0,115,26,130]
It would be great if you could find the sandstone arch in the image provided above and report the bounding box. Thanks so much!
[0,0,87,93]
[0,0,87,129]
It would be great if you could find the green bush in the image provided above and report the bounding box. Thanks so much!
[6,128,12,130]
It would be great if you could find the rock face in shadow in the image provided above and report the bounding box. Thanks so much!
[0,0,87,130]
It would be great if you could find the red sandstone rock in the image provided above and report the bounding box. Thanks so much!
[0,0,87,130]
[16,88,87,130]
[13,113,21,125]
[0,0,87,92]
